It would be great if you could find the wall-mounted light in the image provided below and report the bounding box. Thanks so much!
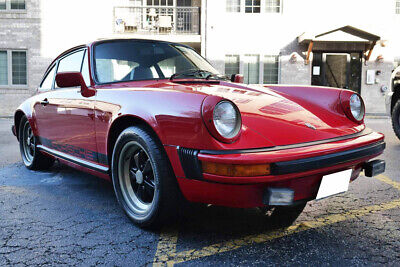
[376,55,384,63]
[290,53,297,63]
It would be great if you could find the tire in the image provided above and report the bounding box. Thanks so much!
[111,125,180,228]
[18,116,54,170]
[260,203,306,227]
[391,99,400,141]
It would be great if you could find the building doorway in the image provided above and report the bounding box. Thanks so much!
[312,52,362,93]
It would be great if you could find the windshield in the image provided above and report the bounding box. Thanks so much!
[93,40,220,83]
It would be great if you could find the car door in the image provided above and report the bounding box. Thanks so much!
[34,49,98,164]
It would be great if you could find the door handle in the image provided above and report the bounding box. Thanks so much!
[40,98,49,106]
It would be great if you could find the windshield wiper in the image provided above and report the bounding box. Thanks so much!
[169,69,211,80]
[205,73,230,81]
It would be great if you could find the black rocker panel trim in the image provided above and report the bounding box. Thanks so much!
[37,145,109,174]
[271,141,385,175]
[39,137,108,165]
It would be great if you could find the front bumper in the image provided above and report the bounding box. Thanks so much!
[167,130,385,208]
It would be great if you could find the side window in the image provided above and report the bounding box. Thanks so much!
[81,50,91,86]
[57,50,85,73]
[56,50,84,88]
[39,64,56,91]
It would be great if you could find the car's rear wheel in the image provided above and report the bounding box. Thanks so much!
[111,126,180,228]
[391,99,400,141]
[259,203,306,227]
[18,116,54,170]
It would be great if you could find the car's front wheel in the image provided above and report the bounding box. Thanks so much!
[391,99,400,141]
[111,126,180,228]
[18,116,54,170]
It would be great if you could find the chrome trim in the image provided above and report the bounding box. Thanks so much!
[200,128,373,155]
[37,145,109,173]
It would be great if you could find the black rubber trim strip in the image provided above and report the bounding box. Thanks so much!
[177,147,203,180]
[199,128,373,155]
[37,145,109,174]
[271,141,385,175]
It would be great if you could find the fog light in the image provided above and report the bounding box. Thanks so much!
[201,161,270,177]
[263,188,294,206]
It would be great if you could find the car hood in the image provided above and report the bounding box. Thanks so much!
[167,81,364,147]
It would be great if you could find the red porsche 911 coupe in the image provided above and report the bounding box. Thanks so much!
[12,39,385,227]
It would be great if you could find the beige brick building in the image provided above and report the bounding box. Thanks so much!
[1,0,400,115]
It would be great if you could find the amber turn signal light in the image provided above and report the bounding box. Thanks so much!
[201,161,271,177]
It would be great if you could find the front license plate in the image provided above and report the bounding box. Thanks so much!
[316,169,352,200]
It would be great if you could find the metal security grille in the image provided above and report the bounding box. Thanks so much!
[225,55,240,77]
[226,0,240,12]
[263,55,279,84]
[265,0,281,13]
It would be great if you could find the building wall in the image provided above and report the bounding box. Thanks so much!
[0,0,44,116]
[203,0,400,114]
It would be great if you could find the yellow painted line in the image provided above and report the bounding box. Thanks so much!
[375,174,400,192]
[152,174,400,266]
[153,227,179,267]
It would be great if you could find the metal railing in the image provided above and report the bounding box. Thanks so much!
[113,6,200,35]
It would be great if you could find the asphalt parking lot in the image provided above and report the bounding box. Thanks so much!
[0,117,399,266]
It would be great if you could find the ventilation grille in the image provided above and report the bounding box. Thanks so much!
[177,147,203,180]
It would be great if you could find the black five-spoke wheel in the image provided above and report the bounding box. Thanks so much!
[112,125,180,228]
[18,115,54,170]
[119,141,156,215]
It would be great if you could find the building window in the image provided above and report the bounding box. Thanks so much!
[245,0,260,13]
[147,0,173,6]
[0,0,25,10]
[226,0,240,12]
[10,0,25,9]
[0,50,27,86]
[244,54,259,84]
[265,0,281,13]
[0,0,6,10]
[263,55,279,84]
[396,0,400,14]
[225,55,240,78]
[0,51,7,85]
[11,51,27,85]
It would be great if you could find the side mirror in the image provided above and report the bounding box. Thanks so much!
[55,72,95,97]
[230,74,244,83]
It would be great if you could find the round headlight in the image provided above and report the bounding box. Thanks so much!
[349,94,365,121]
[213,101,241,139]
